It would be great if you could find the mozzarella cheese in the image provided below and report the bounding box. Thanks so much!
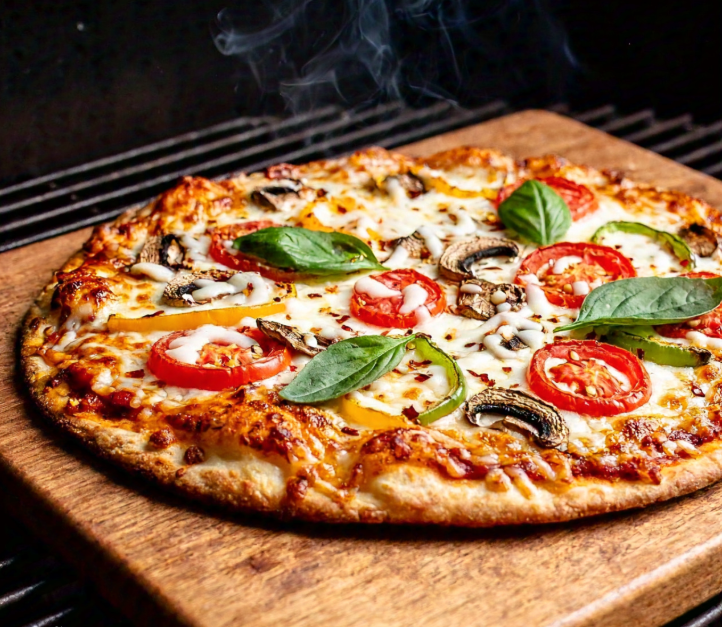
[73,150,719,458]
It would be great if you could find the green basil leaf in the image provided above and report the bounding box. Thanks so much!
[591,221,696,269]
[497,180,572,246]
[233,227,385,275]
[280,334,416,403]
[556,276,722,332]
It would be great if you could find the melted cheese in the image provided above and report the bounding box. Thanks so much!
[88,148,722,455]
[165,325,258,364]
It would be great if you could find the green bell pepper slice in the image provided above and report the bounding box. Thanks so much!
[412,336,468,425]
[600,325,711,367]
[591,221,696,269]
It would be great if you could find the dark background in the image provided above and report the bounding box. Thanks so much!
[0,0,719,185]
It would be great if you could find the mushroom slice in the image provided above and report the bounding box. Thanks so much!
[679,223,718,257]
[380,173,426,199]
[465,388,568,448]
[138,233,186,268]
[457,279,526,321]
[162,270,233,308]
[251,179,314,212]
[388,230,428,259]
[439,237,519,282]
[256,319,333,356]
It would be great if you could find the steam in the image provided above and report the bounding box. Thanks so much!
[213,0,577,115]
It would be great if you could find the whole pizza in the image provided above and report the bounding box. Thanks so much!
[21,146,722,526]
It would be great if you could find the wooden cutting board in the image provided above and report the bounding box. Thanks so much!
[3,110,722,627]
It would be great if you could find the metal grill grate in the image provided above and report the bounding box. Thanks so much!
[4,103,722,627]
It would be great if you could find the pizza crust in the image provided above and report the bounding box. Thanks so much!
[19,147,722,527]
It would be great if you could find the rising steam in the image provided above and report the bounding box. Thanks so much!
[213,0,576,114]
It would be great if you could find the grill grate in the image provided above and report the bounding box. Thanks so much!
[4,103,722,627]
[4,101,722,254]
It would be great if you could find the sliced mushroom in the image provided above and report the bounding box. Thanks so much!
[138,233,186,269]
[256,319,334,356]
[380,173,426,199]
[439,237,519,282]
[465,388,568,448]
[388,230,428,259]
[162,270,234,307]
[251,179,315,212]
[499,333,527,351]
[679,223,718,257]
[457,279,526,321]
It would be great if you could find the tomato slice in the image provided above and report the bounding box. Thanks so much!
[350,269,445,329]
[657,272,722,339]
[527,340,651,416]
[495,177,599,220]
[515,242,636,309]
[209,221,300,282]
[148,327,290,391]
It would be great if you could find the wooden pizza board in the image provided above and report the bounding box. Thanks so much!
[2,110,722,627]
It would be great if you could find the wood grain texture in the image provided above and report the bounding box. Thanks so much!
[3,110,722,627]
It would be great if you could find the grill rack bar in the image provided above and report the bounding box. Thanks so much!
[5,101,722,255]
[4,103,722,627]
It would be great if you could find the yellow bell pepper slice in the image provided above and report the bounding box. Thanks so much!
[338,394,411,430]
[412,168,497,200]
[108,301,288,333]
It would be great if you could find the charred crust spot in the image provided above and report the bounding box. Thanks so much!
[183,445,206,465]
[149,429,176,450]
[285,476,309,503]
[264,163,301,180]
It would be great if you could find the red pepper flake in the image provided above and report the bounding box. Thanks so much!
[341,426,359,435]
[338,315,351,323]
[402,405,419,420]
[307,293,323,299]
[125,369,145,379]
[142,311,164,318]
[469,371,495,386]
[691,383,705,397]
[502,367,512,373]
[414,373,432,382]
[316,188,328,198]
[341,325,353,332]
[464,342,477,348]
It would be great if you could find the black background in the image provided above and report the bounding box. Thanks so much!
[0,0,719,184]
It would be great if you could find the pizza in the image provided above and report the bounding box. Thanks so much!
[20,146,722,526]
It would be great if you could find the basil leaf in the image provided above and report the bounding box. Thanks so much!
[591,221,696,269]
[556,276,722,332]
[280,334,416,403]
[497,180,572,246]
[233,227,385,275]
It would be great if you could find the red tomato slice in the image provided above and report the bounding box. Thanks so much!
[495,177,599,220]
[527,340,651,417]
[209,221,300,282]
[657,272,722,339]
[148,328,290,391]
[515,242,636,309]
[350,269,445,329]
